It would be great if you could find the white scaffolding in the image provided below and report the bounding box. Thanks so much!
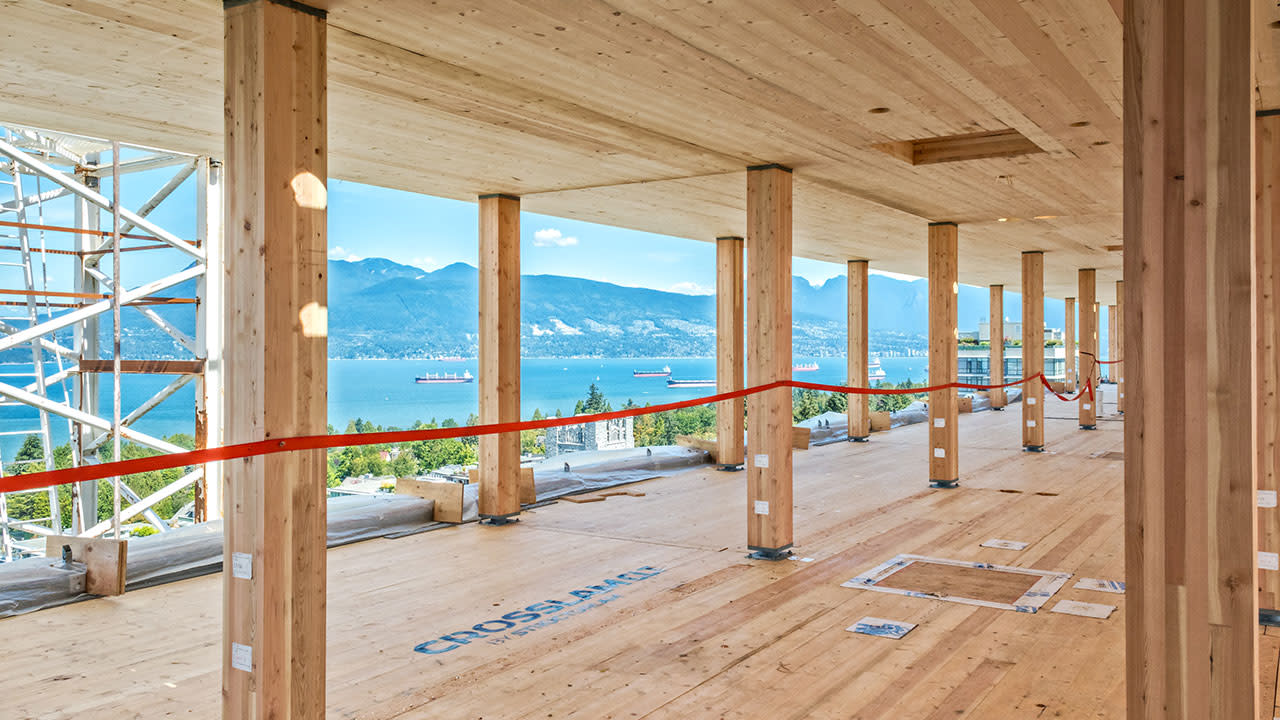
[0,124,221,558]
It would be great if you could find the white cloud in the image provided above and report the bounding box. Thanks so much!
[328,246,362,262]
[533,228,579,247]
[666,281,714,296]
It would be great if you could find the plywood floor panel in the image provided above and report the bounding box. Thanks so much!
[0,395,1156,719]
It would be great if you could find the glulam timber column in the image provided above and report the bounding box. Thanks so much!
[927,222,958,488]
[1258,114,1280,616]
[1078,269,1098,428]
[1125,0,1255,716]
[1021,252,1045,452]
[847,260,870,440]
[989,285,1005,409]
[1064,297,1077,389]
[715,236,745,469]
[1107,305,1118,382]
[223,1,327,717]
[478,194,521,522]
[1114,281,1124,413]
[745,165,792,559]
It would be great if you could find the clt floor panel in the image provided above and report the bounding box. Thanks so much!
[2,394,1140,719]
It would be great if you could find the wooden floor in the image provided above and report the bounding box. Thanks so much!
[0,393,1170,718]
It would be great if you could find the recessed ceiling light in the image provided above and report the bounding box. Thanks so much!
[1034,215,1058,220]
[997,217,1009,222]
[868,107,891,114]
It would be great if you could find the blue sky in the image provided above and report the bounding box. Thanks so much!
[326,178,852,294]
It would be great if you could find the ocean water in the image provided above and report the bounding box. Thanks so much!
[0,355,928,459]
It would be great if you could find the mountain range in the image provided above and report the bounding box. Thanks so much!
[21,257,1066,361]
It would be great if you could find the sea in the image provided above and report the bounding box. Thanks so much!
[0,355,928,459]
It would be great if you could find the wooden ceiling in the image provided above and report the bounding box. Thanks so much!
[4,0,1275,303]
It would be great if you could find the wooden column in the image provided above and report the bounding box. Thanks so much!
[478,194,521,522]
[1078,269,1098,429]
[1064,297,1077,389]
[1021,252,1045,452]
[1114,281,1124,413]
[989,285,1005,409]
[847,260,870,440]
[927,222,958,488]
[1258,115,1280,613]
[223,1,327,717]
[1125,0,1256,717]
[715,236,745,468]
[746,164,792,558]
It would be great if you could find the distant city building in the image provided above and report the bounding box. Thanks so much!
[977,319,1063,342]
[545,417,635,457]
[958,345,1067,386]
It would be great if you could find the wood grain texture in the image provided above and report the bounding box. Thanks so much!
[989,285,1005,409]
[1065,297,1077,389]
[223,2,328,717]
[1077,269,1098,428]
[478,194,521,519]
[928,223,958,484]
[0,395,1131,720]
[0,0,1138,299]
[1022,253,1045,449]
[746,166,792,554]
[1260,115,1280,612]
[716,236,745,466]
[848,260,871,437]
[1124,0,1257,717]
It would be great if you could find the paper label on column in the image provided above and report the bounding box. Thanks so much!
[753,500,769,516]
[933,447,945,458]
[231,642,253,672]
[1118,393,1124,398]
[753,454,769,469]
[1118,377,1123,383]
[1026,420,1036,427]
[231,552,253,580]
[1083,403,1091,410]
[1261,552,1280,571]
[1026,397,1036,405]
[933,418,945,428]
[1260,490,1278,508]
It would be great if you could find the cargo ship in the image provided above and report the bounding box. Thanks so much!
[793,362,820,372]
[415,370,474,384]
[633,365,672,378]
[666,378,716,388]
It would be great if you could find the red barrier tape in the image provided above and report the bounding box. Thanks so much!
[0,371,1099,495]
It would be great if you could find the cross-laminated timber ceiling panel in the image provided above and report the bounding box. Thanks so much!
[4,0,1254,305]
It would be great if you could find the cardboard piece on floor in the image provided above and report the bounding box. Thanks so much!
[45,535,127,596]
[847,616,916,639]
[980,539,1029,551]
[1051,600,1115,619]
[1073,577,1125,594]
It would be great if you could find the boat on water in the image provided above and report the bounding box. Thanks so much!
[667,378,716,388]
[415,370,474,384]
[869,356,887,381]
[793,362,820,372]
[633,365,672,378]
[436,355,466,362]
